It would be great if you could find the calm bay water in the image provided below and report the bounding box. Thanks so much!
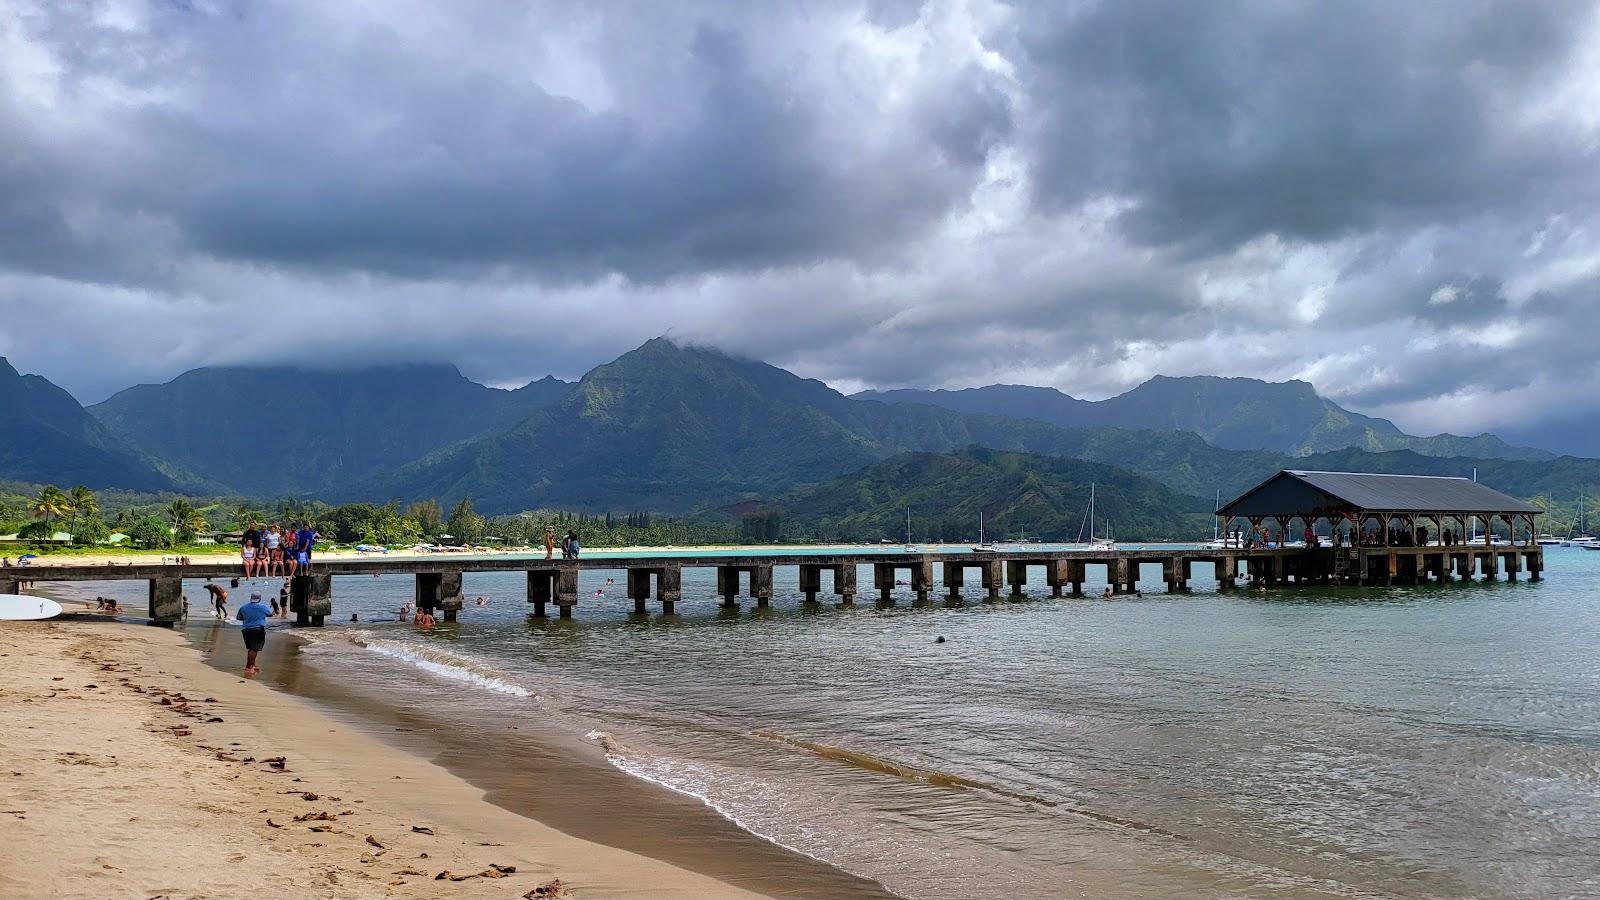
[77,547,1600,897]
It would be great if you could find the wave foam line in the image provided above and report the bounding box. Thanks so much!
[581,731,860,876]
[751,729,1176,836]
[354,638,533,697]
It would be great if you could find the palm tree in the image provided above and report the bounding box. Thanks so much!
[165,499,208,543]
[66,485,97,530]
[31,485,70,523]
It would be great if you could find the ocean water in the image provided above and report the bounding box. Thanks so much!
[75,547,1600,897]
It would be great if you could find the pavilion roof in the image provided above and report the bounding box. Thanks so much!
[1218,470,1542,518]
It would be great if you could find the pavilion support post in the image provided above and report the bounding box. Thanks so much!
[1111,558,1130,593]
[1528,549,1543,581]
[1480,548,1499,581]
[0,578,18,595]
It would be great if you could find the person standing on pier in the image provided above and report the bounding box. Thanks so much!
[544,527,555,560]
[293,522,315,569]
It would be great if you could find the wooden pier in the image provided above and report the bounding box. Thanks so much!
[0,544,1544,627]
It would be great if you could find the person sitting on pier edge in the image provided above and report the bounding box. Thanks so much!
[264,524,281,576]
[241,522,260,578]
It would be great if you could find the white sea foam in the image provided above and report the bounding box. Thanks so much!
[582,730,845,871]
[355,638,534,697]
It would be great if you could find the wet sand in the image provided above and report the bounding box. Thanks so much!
[0,617,874,898]
[191,621,898,899]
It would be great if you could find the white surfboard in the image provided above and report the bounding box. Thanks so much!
[0,594,65,621]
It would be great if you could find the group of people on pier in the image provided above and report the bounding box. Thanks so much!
[240,521,315,578]
[543,526,581,559]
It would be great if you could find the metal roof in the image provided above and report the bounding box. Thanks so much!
[1218,470,1543,517]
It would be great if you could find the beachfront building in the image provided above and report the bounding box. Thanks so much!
[1217,470,1543,584]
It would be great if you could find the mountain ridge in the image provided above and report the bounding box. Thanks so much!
[0,357,180,491]
[89,363,572,495]
[855,375,1551,461]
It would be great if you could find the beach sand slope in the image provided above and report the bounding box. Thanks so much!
[0,620,766,899]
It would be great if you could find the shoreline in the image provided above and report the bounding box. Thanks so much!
[0,617,882,898]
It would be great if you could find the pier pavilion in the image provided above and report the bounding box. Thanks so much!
[1216,470,1543,585]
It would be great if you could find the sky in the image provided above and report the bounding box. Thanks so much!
[2,0,1599,450]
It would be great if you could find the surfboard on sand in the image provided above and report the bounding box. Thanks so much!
[0,594,65,621]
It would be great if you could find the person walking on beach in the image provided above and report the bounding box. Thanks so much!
[205,583,228,619]
[544,527,555,560]
[236,592,272,675]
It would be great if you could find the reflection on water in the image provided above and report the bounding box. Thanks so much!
[52,550,1600,899]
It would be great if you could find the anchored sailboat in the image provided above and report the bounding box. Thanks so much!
[971,510,995,552]
[1078,483,1117,550]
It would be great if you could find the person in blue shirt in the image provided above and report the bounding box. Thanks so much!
[294,524,316,568]
[236,592,273,675]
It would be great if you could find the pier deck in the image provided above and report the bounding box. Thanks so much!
[0,544,1544,627]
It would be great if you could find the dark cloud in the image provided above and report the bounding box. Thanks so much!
[1017,0,1598,253]
[2,0,1600,448]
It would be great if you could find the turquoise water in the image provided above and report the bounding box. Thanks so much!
[68,547,1600,897]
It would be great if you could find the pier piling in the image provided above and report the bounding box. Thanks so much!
[147,576,182,627]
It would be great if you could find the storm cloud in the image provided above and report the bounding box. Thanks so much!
[3,0,1599,451]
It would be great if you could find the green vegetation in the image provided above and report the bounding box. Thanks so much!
[766,448,1211,543]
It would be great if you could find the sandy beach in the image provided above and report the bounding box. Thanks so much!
[0,618,771,899]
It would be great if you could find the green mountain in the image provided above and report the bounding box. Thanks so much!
[767,447,1212,543]
[857,376,1552,461]
[90,365,571,496]
[365,338,1285,512]
[0,358,176,491]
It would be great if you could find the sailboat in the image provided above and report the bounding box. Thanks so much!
[971,511,995,552]
[1078,483,1117,550]
[904,507,919,552]
[1570,492,1599,548]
